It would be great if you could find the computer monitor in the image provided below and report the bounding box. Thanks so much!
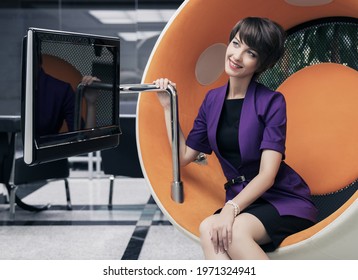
[22,27,121,165]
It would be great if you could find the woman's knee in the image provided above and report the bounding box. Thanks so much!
[199,216,210,235]
[231,213,269,244]
[199,215,215,241]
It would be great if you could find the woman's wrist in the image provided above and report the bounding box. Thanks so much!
[225,200,240,217]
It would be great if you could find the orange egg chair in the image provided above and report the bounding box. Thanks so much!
[137,0,358,259]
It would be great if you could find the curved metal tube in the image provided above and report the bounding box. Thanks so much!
[120,84,184,203]
[77,82,184,203]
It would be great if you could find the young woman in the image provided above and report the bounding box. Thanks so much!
[154,17,317,260]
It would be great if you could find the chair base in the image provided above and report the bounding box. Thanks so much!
[6,178,72,220]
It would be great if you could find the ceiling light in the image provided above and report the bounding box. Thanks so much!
[118,31,161,42]
[89,10,136,24]
[89,9,176,25]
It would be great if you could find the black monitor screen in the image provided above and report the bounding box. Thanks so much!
[22,28,121,165]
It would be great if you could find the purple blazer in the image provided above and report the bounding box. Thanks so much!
[186,80,318,222]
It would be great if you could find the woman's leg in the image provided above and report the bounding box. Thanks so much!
[199,215,231,260]
[226,213,270,260]
[200,213,271,260]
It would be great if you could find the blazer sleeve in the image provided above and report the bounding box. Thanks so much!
[259,91,287,158]
[186,92,213,154]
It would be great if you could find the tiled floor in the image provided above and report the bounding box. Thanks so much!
[0,172,203,260]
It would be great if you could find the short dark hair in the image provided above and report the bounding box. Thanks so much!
[229,17,286,75]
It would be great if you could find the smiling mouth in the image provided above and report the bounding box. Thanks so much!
[229,59,243,70]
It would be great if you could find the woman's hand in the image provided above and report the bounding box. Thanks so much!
[82,76,101,105]
[152,77,198,166]
[153,78,176,109]
[82,75,100,85]
[210,205,236,254]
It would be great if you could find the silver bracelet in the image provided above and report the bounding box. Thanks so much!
[225,200,240,217]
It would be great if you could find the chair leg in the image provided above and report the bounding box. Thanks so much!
[5,182,51,218]
[15,197,51,212]
[9,184,18,221]
[108,175,114,210]
[64,178,72,210]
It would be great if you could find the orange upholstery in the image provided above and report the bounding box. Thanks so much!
[138,0,358,244]
[281,63,358,195]
[41,54,83,132]
[274,63,358,247]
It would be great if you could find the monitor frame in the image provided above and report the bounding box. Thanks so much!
[22,27,121,165]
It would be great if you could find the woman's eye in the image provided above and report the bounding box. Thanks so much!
[248,50,257,57]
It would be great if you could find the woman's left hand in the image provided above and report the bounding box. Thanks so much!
[210,205,236,254]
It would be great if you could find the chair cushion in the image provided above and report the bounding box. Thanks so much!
[278,63,358,195]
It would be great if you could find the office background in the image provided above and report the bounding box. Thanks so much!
[0,0,206,260]
[0,0,184,115]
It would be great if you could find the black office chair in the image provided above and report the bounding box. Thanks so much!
[101,116,143,209]
[9,133,72,215]
[0,128,72,219]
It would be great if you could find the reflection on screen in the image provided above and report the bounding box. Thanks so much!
[34,50,117,148]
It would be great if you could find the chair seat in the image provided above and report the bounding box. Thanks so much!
[14,158,69,185]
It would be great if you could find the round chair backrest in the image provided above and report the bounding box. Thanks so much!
[137,0,358,239]
[278,63,358,195]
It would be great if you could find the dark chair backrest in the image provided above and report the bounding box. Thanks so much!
[101,116,143,178]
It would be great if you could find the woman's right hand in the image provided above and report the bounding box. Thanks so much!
[82,76,101,105]
[153,78,176,109]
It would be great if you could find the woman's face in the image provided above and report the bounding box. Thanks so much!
[225,34,259,80]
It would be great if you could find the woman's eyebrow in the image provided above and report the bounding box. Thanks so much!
[234,37,258,53]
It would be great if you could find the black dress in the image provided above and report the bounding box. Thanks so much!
[216,98,314,252]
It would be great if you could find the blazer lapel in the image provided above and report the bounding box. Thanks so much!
[208,80,260,177]
[208,83,227,155]
[238,80,259,167]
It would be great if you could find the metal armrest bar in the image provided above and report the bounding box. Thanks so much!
[79,82,184,203]
[120,83,184,203]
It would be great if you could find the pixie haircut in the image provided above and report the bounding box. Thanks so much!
[229,17,286,75]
